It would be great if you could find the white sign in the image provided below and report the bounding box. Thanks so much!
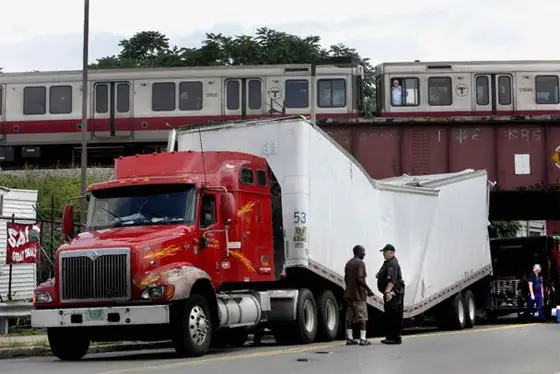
[514,154,530,175]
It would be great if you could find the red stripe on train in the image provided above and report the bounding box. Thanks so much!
[0,113,360,135]
[1,110,560,136]
[379,110,560,117]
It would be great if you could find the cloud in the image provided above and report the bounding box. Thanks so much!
[1,0,558,71]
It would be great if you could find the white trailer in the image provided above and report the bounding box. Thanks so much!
[175,116,493,332]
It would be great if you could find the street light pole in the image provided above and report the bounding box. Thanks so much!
[79,0,90,226]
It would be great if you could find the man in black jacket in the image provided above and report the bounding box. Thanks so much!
[376,244,405,345]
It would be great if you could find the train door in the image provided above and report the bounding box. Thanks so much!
[473,74,514,114]
[92,81,132,136]
[224,78,264,118]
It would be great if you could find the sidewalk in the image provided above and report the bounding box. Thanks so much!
[0,333,48,348]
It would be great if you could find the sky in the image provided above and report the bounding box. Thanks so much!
[1,0,558,72]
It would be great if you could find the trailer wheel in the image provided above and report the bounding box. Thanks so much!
[450,293,467,330]
[315,289,339,342]
[47,328,90,361]
[171,295,213,357]
[463,290,476,328]
[437,293,466,330]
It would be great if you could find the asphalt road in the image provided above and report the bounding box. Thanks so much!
[1,322,558,374]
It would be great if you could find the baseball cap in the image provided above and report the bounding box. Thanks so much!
[379,244,396,252]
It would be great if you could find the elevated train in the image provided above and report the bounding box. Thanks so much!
[0,60,559,167]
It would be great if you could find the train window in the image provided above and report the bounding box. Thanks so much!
[248,80,262,110]
[390,78,419,106]
[535,75,559,105]
[152,82,176,111]
[498,76,512,106]
[256,170,267,187]
[240,168,254,185]
[49,85,73,114]
[95,84,109,113]
[23,86,47,115]
[285,80,309,108]
[475,76,489,105]
[117,83,130,113]
[428,77,452,106]
[318,79,346,108]
[179,82,203,111]
[226,80,240,110]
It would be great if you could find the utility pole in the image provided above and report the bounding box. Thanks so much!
[79,0,90,226]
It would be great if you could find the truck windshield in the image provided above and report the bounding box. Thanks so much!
[87,184,196,230]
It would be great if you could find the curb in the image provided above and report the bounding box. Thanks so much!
[0,341,171,360]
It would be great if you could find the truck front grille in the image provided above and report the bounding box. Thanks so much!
[59,248,131,302]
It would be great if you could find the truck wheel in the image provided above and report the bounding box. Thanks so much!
[172,295,213,357]
[47,328,90,361]
[315,289,339,342]
[463,290,476,328]
[273,288,318,345]
[293,288,318,343]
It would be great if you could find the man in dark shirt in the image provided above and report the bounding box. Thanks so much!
[344,244,374,346]
[376,244,405,345]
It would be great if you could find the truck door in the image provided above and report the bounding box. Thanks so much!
[224,78,264,118]
[473,74,514,115]
[92,81,132,136]
[198,193,227,278]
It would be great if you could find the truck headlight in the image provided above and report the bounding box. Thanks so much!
[141,285,174,300]
[33,291,53,304]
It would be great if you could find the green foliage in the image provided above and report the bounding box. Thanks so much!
[0,172,103,220]
[0,169,110,282]
[489,221,521,238]
[89,28,376,100]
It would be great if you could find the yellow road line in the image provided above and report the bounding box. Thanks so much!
[96,323,538,374]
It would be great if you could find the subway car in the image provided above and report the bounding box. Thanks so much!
[0,59,559,166]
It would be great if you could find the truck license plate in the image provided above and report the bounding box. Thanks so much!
[86,309,105,321]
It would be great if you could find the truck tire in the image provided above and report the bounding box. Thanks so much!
[463,290,476,328]
[449,293,467,330]
[315,289,339,342]
[273,288,318,345]
[47,327,90,361]
[437,293,466,330]
[171,295,213,357]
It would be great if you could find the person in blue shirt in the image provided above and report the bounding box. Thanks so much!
[528,264,546,322]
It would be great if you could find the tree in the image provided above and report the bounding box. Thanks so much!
[90,28,375,99]
[489,221,521,238]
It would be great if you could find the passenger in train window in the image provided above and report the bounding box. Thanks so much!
[391,79,402,106]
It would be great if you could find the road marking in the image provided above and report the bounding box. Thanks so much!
[96,323,538,374]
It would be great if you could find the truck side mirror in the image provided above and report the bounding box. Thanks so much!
[221,193,237,226]
[62,204,75,237]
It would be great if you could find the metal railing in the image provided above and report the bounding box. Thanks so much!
[0,302,33,334]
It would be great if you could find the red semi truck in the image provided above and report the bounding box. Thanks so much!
[30,117,494,360]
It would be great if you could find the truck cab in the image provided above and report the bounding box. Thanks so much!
[30,150,288,360]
